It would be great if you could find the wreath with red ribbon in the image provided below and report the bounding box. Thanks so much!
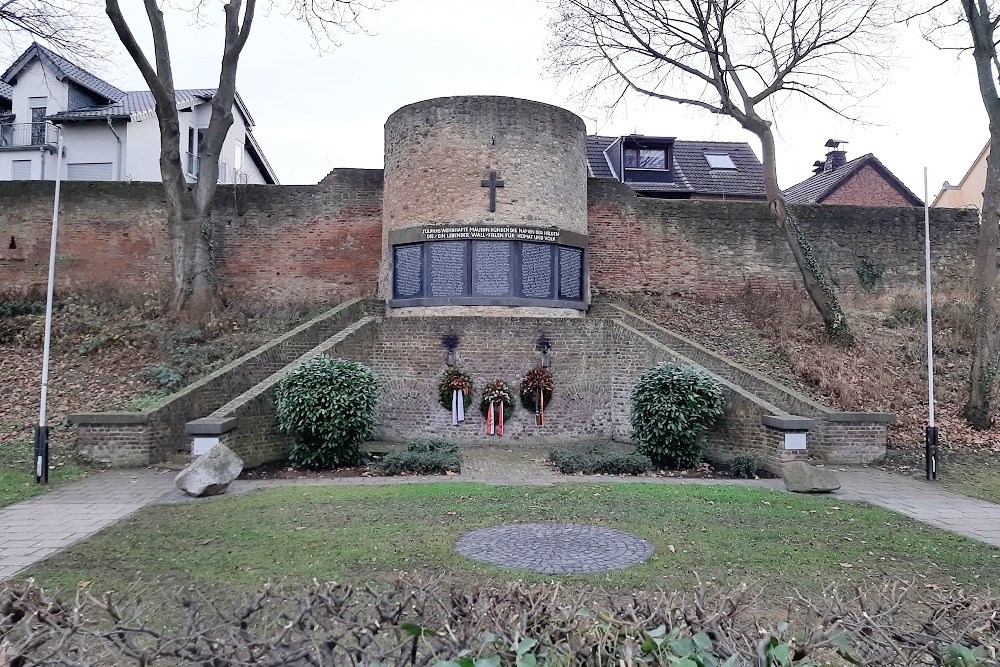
[520,367,554,425]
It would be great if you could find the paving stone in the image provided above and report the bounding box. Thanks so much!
[454,523,654,574]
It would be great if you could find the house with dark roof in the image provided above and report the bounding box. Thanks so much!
[0,43,277,183]
[585,135,766,200]
[783,140,920,207]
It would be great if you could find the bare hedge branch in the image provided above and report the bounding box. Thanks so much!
[2,578,999,666]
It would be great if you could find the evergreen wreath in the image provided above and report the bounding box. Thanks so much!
[437,368,473,411]
[479,379,515,419]
[520,366,554,411]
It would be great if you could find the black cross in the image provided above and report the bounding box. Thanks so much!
[480,171,504,212]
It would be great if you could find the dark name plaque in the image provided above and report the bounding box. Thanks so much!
[521,243,553,299]
[558,246,583,301]
[388,236,586,309]
[472,241,512,297]
[393,244,423,298]
[429,241,466,297]
[423,225,560,243]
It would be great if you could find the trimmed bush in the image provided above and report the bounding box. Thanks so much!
[379,440,461,476]
[549,445,652,475]
[631,363,725,469]
[727,454,760,479]
[275,357,378,469]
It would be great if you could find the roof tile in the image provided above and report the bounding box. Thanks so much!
[585,135,764,197]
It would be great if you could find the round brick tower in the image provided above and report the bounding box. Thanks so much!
[380,96,589,315]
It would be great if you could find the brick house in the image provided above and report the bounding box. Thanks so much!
[783,140,922,207]
[585,135,766,200]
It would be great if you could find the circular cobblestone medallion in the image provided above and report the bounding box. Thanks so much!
[454,523,654,574]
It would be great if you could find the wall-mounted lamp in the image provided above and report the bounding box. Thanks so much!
[536,335,552,368]
[442,333,460,367]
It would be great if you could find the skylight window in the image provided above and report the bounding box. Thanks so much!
[705,153,737,170]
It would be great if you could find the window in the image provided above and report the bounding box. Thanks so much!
[11,160,31,180]
[29,97,47,145]
[705,153,737,170]
[67,163,113,181]
[624,147,667,170]
[187,127,205,177]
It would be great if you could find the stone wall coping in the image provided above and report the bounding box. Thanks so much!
[68,412,150,425]
[761,414,816,431]
[603,302,832,415]
[826,412,897,424]
[184,417,239,435]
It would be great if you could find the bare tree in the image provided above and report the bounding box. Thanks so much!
[103,0,376,319]
[549,0,900,346]
[919,1,1000,428]
[0,0,107,59]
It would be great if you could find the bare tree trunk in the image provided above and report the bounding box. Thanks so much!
[964,133,1000,428]
[961,0,1000,429]
[754,122,854,346]
[105,0,253,320]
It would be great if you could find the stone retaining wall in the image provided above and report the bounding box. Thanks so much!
[70,299,374,465]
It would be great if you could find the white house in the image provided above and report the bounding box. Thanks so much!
[0,43,278,184]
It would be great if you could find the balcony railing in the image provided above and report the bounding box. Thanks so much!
[0,122,59,149]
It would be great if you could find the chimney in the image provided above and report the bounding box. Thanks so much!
[823,139,848,173]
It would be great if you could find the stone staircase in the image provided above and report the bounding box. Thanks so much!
[591,300,894,464]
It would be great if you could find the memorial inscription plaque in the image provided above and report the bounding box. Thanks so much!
[558,246,583,301]
[429,241,466,297]
[521,243,553,299]
[388,226,586,308]
[473,241,512,297]
[393,244,423,298]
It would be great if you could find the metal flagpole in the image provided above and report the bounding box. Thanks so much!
[36,129,64,485]
[923,167,938,481]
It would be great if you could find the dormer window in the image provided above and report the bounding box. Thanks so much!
[624,147,668,170]
[705,153,737,170]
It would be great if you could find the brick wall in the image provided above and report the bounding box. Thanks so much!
[821,164,916,207]
[0,179,977,302]
[587,178,978,297]
[0,181,382,303]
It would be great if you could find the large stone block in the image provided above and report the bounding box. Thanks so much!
[175,444,244,497]
[783,461,841,493]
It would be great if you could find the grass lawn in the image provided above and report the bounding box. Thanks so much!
[938,454,1000,505]
[0,426,94,508]
[24,483,999,602]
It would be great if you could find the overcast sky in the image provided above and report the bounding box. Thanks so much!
[45,0,991,197]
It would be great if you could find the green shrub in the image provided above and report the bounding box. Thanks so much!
[275,357,379,469]
[549,445,652,475]
[631,363,725,469]
[0,300,44,318]
[727,454,760,479]
[379,440,461,476]
[855,258,884,292]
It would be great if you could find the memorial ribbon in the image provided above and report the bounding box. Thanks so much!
[498,402,504,437]
[486,402,495,436]
[451,388,466,426]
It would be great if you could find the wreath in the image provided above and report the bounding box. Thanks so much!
[438,368,473,411]
[520,367,554,411]
[479,379,515,419]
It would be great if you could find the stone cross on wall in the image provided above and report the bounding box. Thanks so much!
[481,171,504,212]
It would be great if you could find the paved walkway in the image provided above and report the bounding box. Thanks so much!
[2,454,999,581]
[834,468,1000,547]
[0,469,176,580]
